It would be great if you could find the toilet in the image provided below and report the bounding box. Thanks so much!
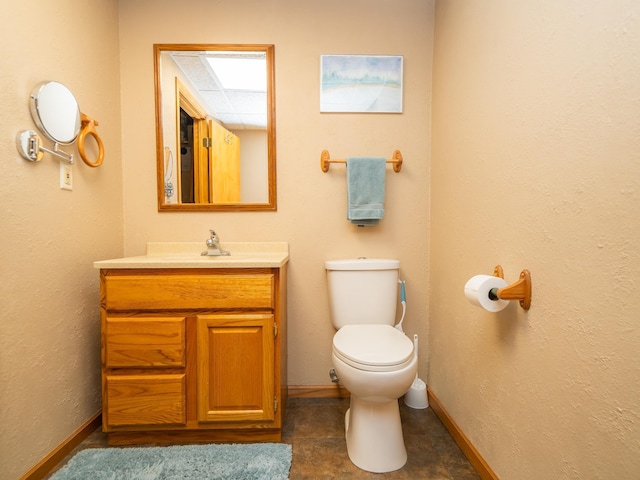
[326,258,418,473]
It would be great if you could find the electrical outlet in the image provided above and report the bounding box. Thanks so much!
[60,163,73,190]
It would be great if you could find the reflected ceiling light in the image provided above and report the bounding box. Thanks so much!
[205,57,266,92]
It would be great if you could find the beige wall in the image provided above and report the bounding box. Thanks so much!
[431,1,640,479]
[9,1,637,479]
[118,0,434,388]
[0,1,123,478]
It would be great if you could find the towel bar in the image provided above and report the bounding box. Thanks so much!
[78,113,104,167]
[320,150,402,173]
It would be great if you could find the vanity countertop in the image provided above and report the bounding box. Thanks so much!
[93,242,289,269]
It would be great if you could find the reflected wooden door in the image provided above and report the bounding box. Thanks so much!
[208,120,241,203]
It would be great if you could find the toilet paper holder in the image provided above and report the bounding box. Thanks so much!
[490,265,532,310]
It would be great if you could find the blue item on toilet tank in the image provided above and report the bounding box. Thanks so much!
[395,280,407,333]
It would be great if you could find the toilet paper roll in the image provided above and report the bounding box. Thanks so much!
[464,274,509,312]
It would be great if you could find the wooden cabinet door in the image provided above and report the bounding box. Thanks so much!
[196,314,275,423]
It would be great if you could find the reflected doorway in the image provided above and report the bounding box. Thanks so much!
[180,108,195,203]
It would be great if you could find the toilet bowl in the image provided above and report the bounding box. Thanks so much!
[325,258,417,473]
[332,324,417,473]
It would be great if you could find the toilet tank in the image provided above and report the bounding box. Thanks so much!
[325,258,400,329]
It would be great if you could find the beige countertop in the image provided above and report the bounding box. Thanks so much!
[93,242,289,269]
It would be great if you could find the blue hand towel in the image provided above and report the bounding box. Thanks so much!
[346,157,386,226]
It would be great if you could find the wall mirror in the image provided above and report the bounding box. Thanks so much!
[17,81,81,164]
[154,44,276,211]
[31,81,81,145]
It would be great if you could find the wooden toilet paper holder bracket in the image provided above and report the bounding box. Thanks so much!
[491,265,532,310]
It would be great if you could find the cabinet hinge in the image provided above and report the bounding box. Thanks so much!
[274,323,278,338]
[274,396,278,413]
[202,137,213,148]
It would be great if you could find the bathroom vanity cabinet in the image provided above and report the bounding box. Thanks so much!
[95,243,288,446]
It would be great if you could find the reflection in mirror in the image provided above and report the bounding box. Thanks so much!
[154,44,276,211]
[30,81,81,144]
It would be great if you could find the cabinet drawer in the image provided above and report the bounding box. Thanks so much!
[105,374,186,427]
[104,272,274,310]
[105,317,185,368]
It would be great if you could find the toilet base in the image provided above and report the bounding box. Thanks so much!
[344,396,407,473]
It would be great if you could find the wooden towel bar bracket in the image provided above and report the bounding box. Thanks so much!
[320,149,403,173]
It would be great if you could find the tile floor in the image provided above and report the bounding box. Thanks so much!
[45,397,480,479]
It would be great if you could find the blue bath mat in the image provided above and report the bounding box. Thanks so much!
[50,443,292,480]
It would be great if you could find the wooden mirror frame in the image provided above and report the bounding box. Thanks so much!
[154,44,276,211]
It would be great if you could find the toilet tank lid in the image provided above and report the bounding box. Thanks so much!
[325,258,400,271]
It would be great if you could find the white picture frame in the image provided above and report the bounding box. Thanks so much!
[320,55,403,113]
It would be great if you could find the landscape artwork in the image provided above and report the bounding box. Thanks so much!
[320,55,403,113]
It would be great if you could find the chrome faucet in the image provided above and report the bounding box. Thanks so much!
[201,229,230,256]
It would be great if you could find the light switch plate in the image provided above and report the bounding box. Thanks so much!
[60,163,73,190]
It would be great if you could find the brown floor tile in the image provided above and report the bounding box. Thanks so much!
[44,398,480,479]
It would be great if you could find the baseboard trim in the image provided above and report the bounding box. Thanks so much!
[288,384,350,398]
[428,389,498,480]
[19,411,102,480]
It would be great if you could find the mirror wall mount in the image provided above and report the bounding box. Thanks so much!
[154,44,277,212]
[16,130,74,164]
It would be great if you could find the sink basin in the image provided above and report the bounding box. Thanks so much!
[94,242,289,269]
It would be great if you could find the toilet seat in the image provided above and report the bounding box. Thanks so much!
[333,325,414,372]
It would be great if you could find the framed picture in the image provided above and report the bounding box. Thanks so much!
[320,55,403,113]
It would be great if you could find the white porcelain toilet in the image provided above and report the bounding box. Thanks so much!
[326,258,418,473]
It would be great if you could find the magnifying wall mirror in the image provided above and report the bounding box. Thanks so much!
[31,81,81,145]
[154,44,276,211]
[16,81,81,164]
